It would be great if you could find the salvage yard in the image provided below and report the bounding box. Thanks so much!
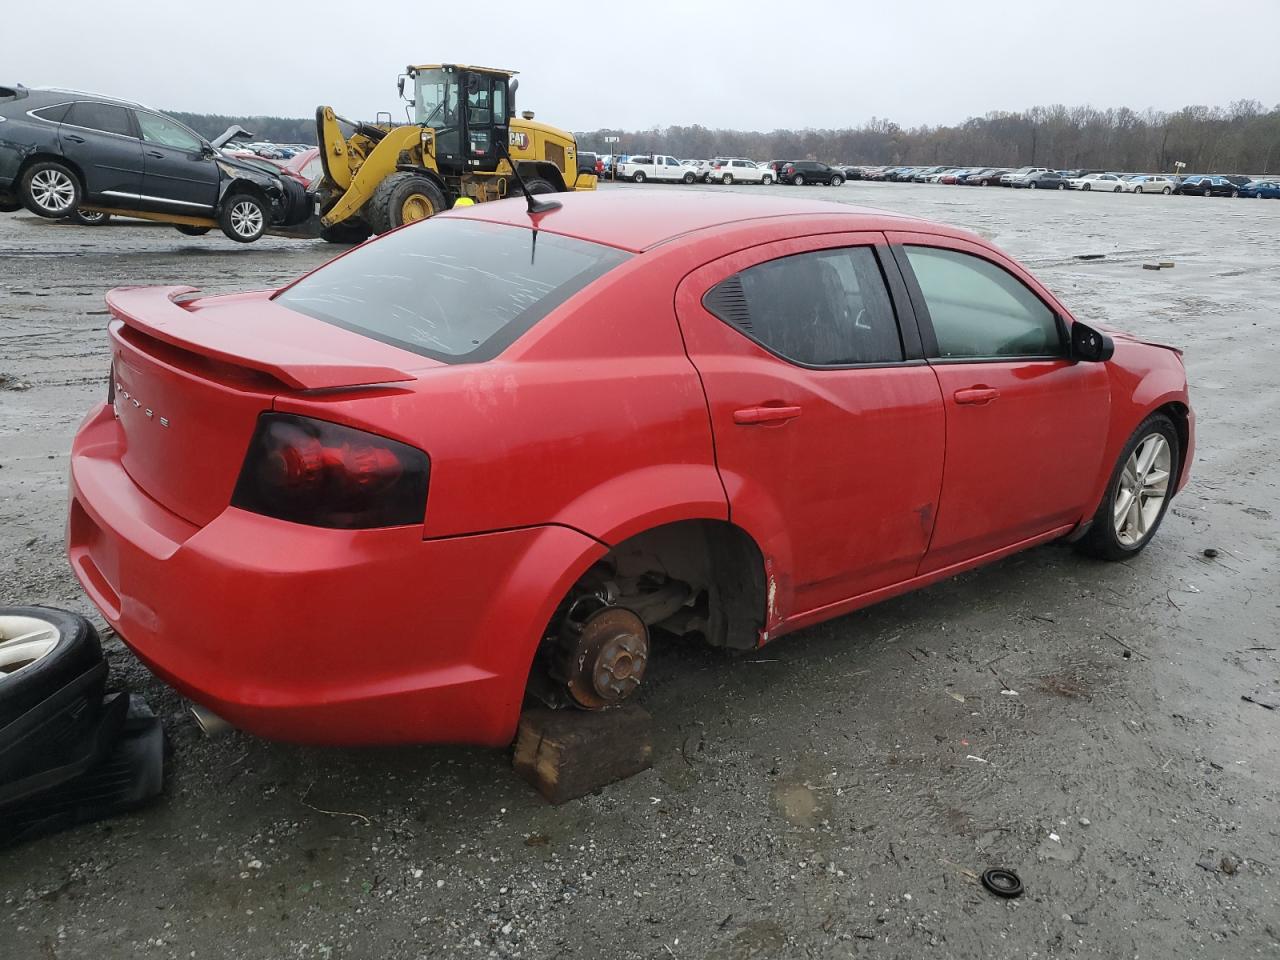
[2,182,1278,958]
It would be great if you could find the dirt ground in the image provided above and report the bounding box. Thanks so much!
[1,183,1278,960]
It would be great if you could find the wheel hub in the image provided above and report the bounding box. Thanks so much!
[558,606,649,710]
[401,194,435,223]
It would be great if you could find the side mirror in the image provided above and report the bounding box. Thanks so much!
[1070,321,1114,362]
[397,75,406,99]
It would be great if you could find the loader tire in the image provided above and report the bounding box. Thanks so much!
[366,173,446,235]
[522,177,557,195]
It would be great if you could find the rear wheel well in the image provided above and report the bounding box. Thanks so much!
[558,520,766,651]
[17,152,85,192]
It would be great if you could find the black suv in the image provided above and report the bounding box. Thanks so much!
[0,84,311,242]
[779,161,844,186]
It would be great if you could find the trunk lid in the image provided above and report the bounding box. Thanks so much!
[106,285,428,527]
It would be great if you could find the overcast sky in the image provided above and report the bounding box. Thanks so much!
[8,0,1278,130]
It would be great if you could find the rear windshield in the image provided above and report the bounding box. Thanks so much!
[276,218,630,363]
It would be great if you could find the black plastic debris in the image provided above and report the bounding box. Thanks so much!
[981,868,1024,899]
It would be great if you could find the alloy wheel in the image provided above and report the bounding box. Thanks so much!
[1112,434,1172,547]
[230,201,264,239]
[0,615,61,680]
[30,169,75,214]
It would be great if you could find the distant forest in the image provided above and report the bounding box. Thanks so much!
[172,100,1280,174]
[167,111,317,145]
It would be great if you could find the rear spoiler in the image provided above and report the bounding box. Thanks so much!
[105,286,417,390]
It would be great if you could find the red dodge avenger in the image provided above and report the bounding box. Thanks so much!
[67,191,1193,745]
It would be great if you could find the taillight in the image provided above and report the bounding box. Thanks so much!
[231,413,429,529]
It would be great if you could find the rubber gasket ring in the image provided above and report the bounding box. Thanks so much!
[981,868,1024,898]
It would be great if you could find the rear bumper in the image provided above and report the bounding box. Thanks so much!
[67,405,604,746]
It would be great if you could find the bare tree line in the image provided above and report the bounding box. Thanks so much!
[576,100,1280,174]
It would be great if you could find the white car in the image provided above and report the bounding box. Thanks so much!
[617,154,697,184]
[1120,175,1176,195]
[709,158,773,184]
[1069,172,1126,192]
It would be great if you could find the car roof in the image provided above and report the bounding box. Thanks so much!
[446,190,955,253]
[29,86,154,111]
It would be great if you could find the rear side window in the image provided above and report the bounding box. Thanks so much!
[905,246,1063,359]
[276,218,631,364]
[67,101,134,137]
[31,103,72,123]
[703,247,903,367]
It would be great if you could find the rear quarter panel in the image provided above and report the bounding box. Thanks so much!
[273,248,728,546]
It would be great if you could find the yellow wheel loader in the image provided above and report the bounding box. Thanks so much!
[315,64,596,243]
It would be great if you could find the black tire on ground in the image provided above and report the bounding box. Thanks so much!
[522,177,556,195]
[19,161,81,219]
[722,174,734,185]
[0,195,21,213]
[365,173,448,235]
[320,221,372,244]
[683,172,695,184]
[1083,184,1092,191]
[218,192,269,243]
[0,607,103,729]
[175,225,212,237]
[632,171,645,183]
[1058,183,1067,190]
[793,174,806,186]
[68,208,111,226]
[830,175,844,186]
[1073,413,1180,562]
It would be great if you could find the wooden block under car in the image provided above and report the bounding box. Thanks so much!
[513,705,653,804]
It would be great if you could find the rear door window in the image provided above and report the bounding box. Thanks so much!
[67,101,135,137]
[703,246,904,366]
[276,218,631,364]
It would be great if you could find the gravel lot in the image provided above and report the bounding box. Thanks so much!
[1,182,1278,960]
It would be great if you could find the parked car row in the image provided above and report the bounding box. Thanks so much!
[844,164,1275,197]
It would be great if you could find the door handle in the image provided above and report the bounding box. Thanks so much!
[953,386,1000,405]
[63,134,85,143]
[733,404,803,425]
[146,150,165,158]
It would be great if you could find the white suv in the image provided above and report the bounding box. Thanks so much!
[709,158,772,184]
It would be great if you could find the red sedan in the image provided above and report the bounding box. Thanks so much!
[67,192,1194,745]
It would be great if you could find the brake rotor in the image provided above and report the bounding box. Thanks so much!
[561,606,649,710]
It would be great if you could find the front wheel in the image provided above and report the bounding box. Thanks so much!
[1231,189,1240,198]
[1134,186,1143,194]
[1030,181,1039,189]
[1113,185,1122,192]
[1083,184,1092,191]
[830,175,844,186]
[683,172,695,184]
[1058,182,1066,190]
[762,174,773,184]
[20,161,81,218]
[1074,415,1179,561]
[1162,186,1172,195]
[218,192,268,243]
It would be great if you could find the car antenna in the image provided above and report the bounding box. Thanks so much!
[496,138,561,216]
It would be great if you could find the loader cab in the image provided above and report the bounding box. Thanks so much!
[406,64,511,174]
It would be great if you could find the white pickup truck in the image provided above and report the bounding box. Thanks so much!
[617,154,696,184]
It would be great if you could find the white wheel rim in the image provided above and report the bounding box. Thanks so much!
[0,615,61,679]
[31,169,75,213]
[1113,434,1172,546]
[230,201,263,238]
